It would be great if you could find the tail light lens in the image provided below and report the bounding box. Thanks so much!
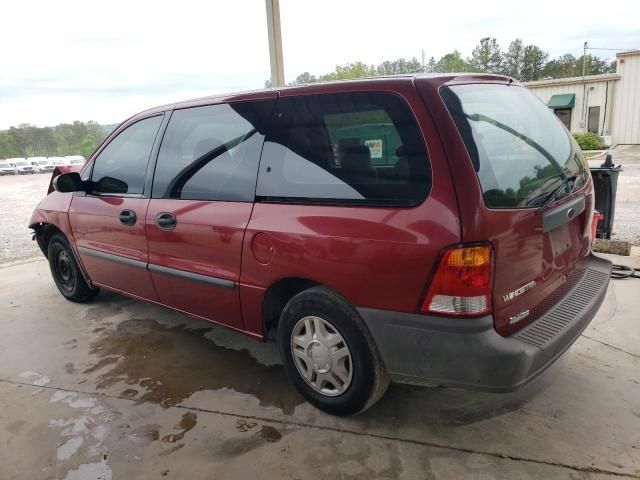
[421,245,493,317]
[591,211,603,242]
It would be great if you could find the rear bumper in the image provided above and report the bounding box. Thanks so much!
[358,254,612,392]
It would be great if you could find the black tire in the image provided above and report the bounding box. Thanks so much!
[277,286,389,416]
[47,233,99,302]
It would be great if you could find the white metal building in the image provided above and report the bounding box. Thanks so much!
[524,50,640,145]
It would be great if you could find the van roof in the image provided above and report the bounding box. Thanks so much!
[130,73,515,120]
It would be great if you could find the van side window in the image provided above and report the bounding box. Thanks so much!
[90,115,163,194]
[256,92,431,206]
[152,100,274,202]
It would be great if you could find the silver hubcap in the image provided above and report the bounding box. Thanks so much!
[291,316,353,396]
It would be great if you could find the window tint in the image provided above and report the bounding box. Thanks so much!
[152,101,274,201]
[90,115,163,194]
[442,84,588,208]
[256,92,430,206]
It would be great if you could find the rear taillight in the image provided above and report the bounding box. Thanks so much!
[591,211,603,242]
[421,245,493,317]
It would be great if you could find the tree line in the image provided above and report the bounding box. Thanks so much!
[2,36,617,158]
[268,37,617,87]
[0,121,109,159]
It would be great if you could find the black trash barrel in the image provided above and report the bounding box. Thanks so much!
[589,154,622,240]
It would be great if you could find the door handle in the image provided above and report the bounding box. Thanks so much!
[155,212,177,230]
[119,209,137,226]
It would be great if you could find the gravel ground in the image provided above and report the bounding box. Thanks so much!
[0,173,50,265]
[588,144,640,245]
[0,146,638,267]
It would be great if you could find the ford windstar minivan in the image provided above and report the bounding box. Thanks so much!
[30,74,611,415]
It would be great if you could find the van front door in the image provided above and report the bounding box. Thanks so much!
[145,98,275,329]
[69,114,164,301]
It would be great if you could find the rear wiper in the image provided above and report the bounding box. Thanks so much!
[464,112,566,179]
[536,175,577,213]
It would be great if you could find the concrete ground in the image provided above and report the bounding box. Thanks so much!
[1,149,639,479]
[0,255,639,479]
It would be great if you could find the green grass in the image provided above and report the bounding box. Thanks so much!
[583,151,604,159]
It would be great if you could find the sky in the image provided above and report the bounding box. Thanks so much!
[1,0,639,129]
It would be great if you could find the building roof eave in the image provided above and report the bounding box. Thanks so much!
[523,73,621,88]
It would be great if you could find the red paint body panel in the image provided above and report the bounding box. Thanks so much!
[145,200,251,329]
[415,76,594,335]
[30,74,594,343]
[68,196,159,301]
[240,201,459,332]
[29,190,77,249]
[238,79,461,337]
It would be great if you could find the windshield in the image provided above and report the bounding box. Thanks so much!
[441,84,587,208]
[38,160,49,165]
[71,159,84,164]
[15,161,27,166]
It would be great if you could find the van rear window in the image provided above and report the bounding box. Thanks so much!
[441,84,587,208]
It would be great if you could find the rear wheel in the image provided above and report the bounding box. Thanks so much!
[277,286,389,416]
[47,233,99,302]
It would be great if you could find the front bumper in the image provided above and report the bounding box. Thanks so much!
[358,254,612,392]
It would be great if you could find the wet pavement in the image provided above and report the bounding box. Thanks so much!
[1,257,640,479]
[1,161,640,478]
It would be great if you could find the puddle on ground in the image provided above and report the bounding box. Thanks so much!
[257,425,282,443]
[85,318,303,414]
[162,412,197,443]
[210,422,283,461]
[127,424,160,442]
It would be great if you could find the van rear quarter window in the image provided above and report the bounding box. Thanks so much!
[256,92,431,206]
[441,84,588,208]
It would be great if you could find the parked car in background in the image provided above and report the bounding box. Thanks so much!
[30,74,612,416]
[7,158,35,174]
[28,157,56,174]
[64,155,86,166]
[47,157,69,168]
[0,159,17,175]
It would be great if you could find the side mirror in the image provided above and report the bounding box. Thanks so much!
[53,172,85,192]
[93,176,129,194]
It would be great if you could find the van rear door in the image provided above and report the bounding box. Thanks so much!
[438,83,593,336]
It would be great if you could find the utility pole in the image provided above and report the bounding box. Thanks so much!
[582,41,588,129]
[265,0,285,87]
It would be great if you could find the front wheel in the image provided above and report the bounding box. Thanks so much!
[277,287,389,416]
[47,233,99,302]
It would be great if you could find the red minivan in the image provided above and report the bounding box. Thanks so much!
[30,74,611,415]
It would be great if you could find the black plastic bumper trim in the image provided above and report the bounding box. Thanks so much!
[77,246,147,270]
[148,263,235,290]
[358,254,612,392]
[78,246,236,290]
